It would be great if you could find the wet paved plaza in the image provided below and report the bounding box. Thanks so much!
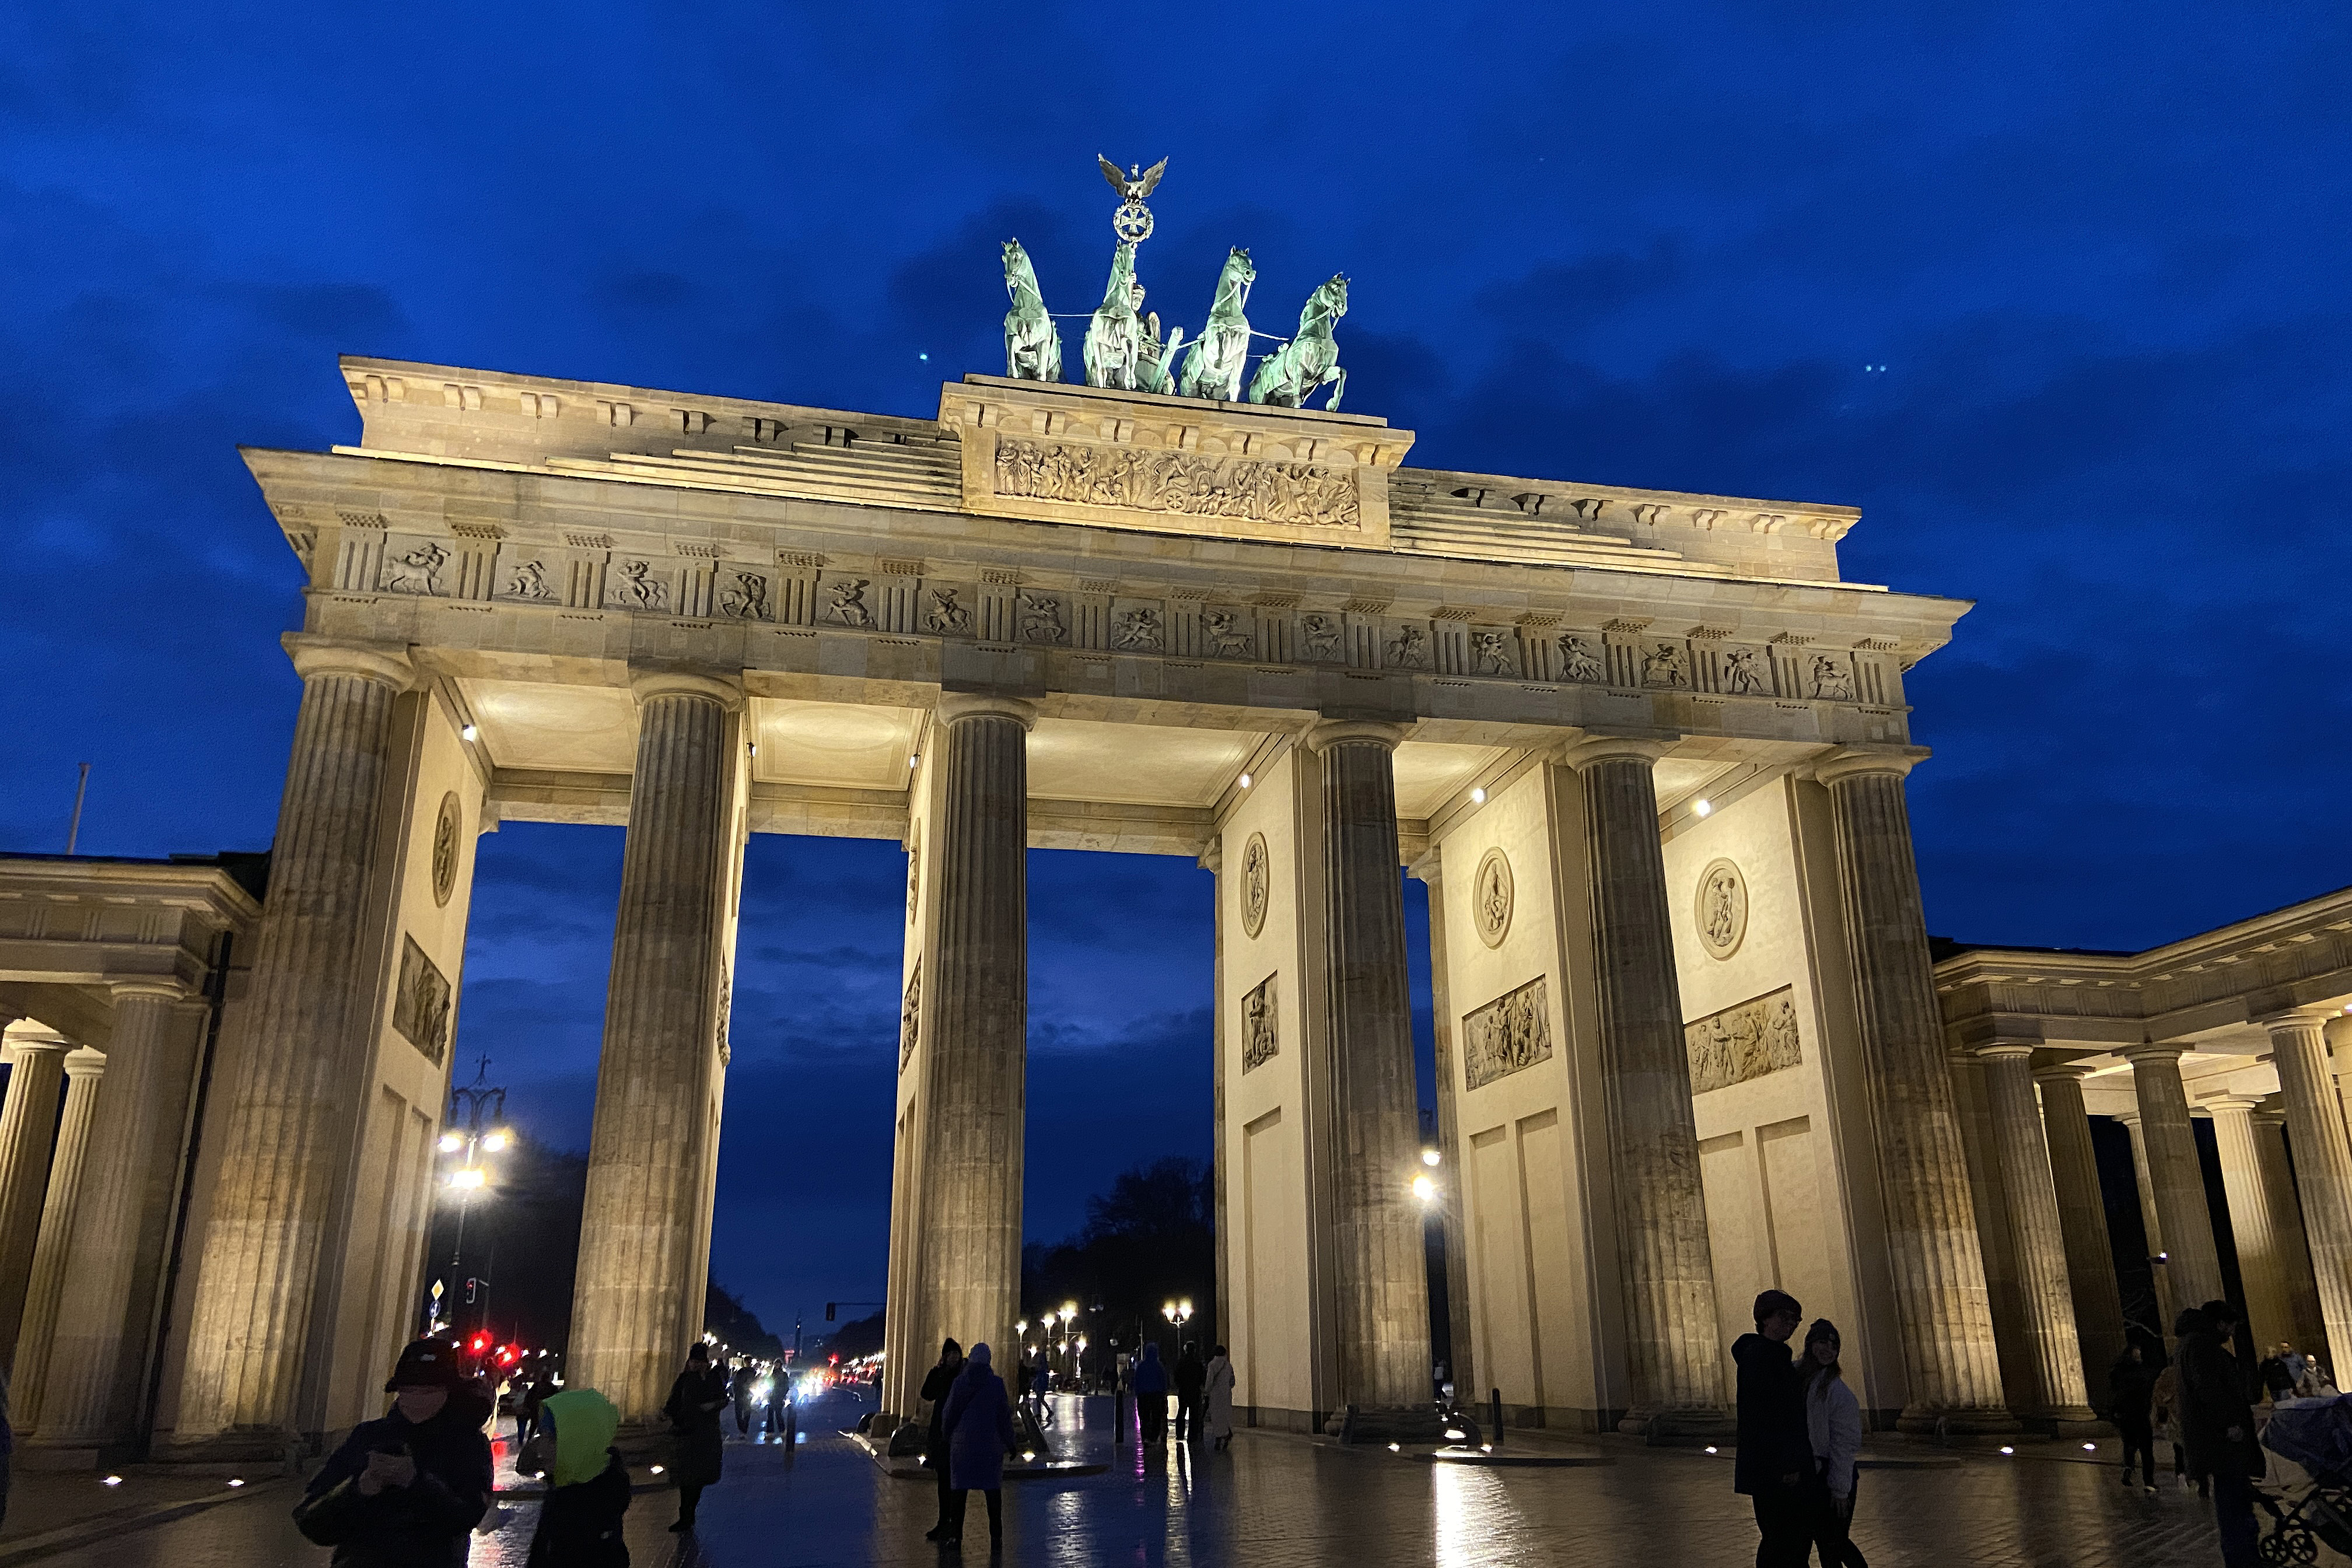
[28,1391,2284,1567]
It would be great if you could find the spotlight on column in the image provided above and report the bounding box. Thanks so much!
[1693,799,1713,817]
[1422,1148,1441,1167]
[461,724,478,742]
[1471,788,1486,804]
[1238,772,1252,789]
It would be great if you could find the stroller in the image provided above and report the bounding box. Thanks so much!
[2258,1395,2352,1564]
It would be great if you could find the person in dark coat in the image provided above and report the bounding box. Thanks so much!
[920,1339,965,1541]
[1133,1343,1170,1444]
[661,1343,730,1534]
[293,1337,495,1567]
[1732,1288,1810,1568]
[523,1387,631,1568]
[2108,1338,2160,1493]
[1173,1345,1207,1442]
[940,1341,1019,1551]
[2179,1300,2262,1568]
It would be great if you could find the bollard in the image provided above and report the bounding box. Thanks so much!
[1490,1388,1504,1448]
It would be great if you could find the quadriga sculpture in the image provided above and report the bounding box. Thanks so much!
[1247,274,1347,411]
[1002,239,1062,383]
[1083,242,1143,390]
[1178,247,1255,401]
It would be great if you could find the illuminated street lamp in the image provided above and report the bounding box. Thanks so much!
[429,1055,513,1339]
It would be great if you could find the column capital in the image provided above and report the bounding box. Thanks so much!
[0,1023,69,1057]
[284,633,415,690]
[1303,718,1407,754]
[628,666,745,710]
[2123,1042,2189,1068]
[1555,732,1671,770]
[2200,1094,2261,1115]
[1809,744,1932,788]
[108,977,189,1006]
[936,691,1038,729]
[1973,1041,2037,1061]
[2255,1006,2336,1034]
[61,1048,105,1081]
[2031,1061,2096,1085]
[2252,1103,2290,1128]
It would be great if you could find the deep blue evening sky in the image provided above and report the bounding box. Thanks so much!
[4,4,2346,1332]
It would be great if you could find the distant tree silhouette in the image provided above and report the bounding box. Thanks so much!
[1023,1157,1216,1366]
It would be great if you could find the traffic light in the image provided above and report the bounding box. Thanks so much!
[825,1303,835,1321]
[469,1332,491,1357]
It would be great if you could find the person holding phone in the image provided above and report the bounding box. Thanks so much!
[293,1336,494,1565]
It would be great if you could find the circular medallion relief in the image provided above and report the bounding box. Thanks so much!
[1695,858,1748,960]
[1472,847,1514,949]
[430,792,463,908]
[1240,833,1270,939]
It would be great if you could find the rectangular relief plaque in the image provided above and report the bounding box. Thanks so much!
[1685,985,1802,1094]
[1462,976,1552,1091]
[393,934,452,1066]
[1242,973,1278,1073]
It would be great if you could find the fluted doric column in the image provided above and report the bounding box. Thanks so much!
[2206,1097,2294,1356]
[570,670,745,1427]
[2113,1111,2175,1331]
[2251,1106,2328,1356]
[32,980,205,1455]
[0,1024,73,1368]
[1307,720,1430,1415]
[172,638,410,1454]
[1562,736,1726,1433]
[1975,1046,2092,1422]
[1814,750,2007,1427]
[2034,1065,2127,1405]
[1411,853,1476,1402]
[909,694,1033,1379]
[2124,1045,2225,1323]
[12,1045,106,1418]
[2264,1011,2352,1364]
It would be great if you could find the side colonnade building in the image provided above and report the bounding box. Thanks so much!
[6,348,2251,1465]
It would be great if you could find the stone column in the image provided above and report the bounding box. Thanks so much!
[2034,1065,2127,1405]
[2264,1011,2352,1364]
[172,638,411,1454]
[1301,719,1432,1421]
[909,694,1032,1380]
[1562,736,1726,1433]
[570,671,744,1428]
[1813,750,2008,1427]
[2326,1017,2352,1149]
[1975,1046,2094,1423]
[1205,839,1230,1360]
[0,1025,72,1366]
[11,1046,105,1416]
[2252,1106,2328,1356]
[2207,1096,2296,1356]
[1411,854,1475,1402]
[2124,1046,2225,1321]
[2114,1111,2176,1332]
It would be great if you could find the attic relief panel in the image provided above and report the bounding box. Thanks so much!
[992,437,1361,529]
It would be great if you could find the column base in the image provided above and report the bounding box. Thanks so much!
[1324,1405,1451,1445]
[15,1442,106,1472]
[1895,1405,2022,1436]
[1621,1406,1737,1446]
[150,1429,307,1475]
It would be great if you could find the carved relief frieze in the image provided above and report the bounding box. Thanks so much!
[1473,848,1514,949]
[431,793,462,908]
[378,538,450,596]
[501,556,559,603]
[1299,612,1345,662]
[1199,608,1254,658]
[1463,976,1552,1091]
[926,587,973,635]
[1685,985,1801,1094]
[607,558,669,611]
[1556,632,1604,684]
[1470,629,1516,676]
[1114,606,1165,651]
[826,576,873,627]
[900,960,922,1070]
[1721,645,1772,696]
[1240,832,1270,939]
[1242,973,1279,1072]
[716,568,773,621]
[992,437,1361,530]
[392,935,452,1066]
[1018,592,1068,644]
[1386,624,1430,669]
[1641,640,1689,688]
[1805,652,1854,700]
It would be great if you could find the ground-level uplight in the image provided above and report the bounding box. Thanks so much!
[1704,1446,1718,1455]
[1999,1446,2015,1456]
[102,1475,123,1486]
[227,1478,245,1488]
[650,1465,665,1475]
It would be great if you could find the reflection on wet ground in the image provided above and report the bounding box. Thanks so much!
[37,1390,2241,1567]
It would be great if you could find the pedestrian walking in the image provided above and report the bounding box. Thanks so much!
[1203,1345,1235,1451]
[293,1336,495,1566]
[940,1342,1018,1552]
[2179,1298,2263,1568]
[1030,1356,1052,1426]
[733,1367,753,1435]
[1732,1287,1810,1568]
[1174,1343,1206,1442]
[920,1339,965,1542]
[2155,1307,2204,1496]
[522,1387,631,1568]
[1133,1342,1170,1444]
[2109,1338,2160,1493]
[516,1369,555,1449]
[1800,1320,1867,1568]
[660,1343,729,1534]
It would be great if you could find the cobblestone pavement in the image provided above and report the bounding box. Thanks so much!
[27,1391,2309,1567]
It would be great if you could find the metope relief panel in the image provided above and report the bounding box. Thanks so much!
[1462,977,1552,1091]
[1242,973,1279,1073]
[606,556,672,613]
[715,566,774,621]
[924,584,975,636]
[392,935,452,1066]
[1685,986,1801,1095]
[1720,644,1773,696]
[377,535,453,597]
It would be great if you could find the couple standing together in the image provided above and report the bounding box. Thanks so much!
[1734,1288,1867,1568]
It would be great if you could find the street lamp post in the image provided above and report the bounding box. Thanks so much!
[431,1056,513,1344]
